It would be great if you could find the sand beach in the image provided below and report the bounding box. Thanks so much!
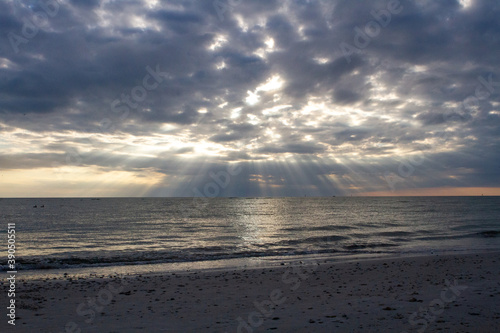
[10,251,500,332]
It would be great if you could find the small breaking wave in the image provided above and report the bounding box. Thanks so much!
[343,242,399,250]
[477,230,500,238]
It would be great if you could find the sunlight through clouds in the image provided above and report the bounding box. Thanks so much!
[245,91,260,105]
[1,0,499,197]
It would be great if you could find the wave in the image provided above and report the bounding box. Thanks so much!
[0,251,297,271]
[375,231,413,237]
[10,226,499,272]
[477,230,500,238]
[0,241,397,272]
[343,242,399,250]
[416,230,500,241]
[282,225,356,232]
[275,235,350,246]
[309,225,357,232]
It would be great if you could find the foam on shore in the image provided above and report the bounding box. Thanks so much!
[10,251,500,332]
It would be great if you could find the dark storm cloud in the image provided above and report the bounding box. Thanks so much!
[258,142,326,154]
[333,89,362,105]
[209,132,244,142]
[1,0,500,196]
[67,0,100,9]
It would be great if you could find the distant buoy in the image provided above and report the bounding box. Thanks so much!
[41,205,45,208]
[33,205,37,208]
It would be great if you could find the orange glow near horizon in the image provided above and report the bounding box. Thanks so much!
[357,187,500,196]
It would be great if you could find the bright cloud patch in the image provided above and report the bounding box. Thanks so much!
[0,0,499,197]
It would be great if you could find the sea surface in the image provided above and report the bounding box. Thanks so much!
[1,197,500,276]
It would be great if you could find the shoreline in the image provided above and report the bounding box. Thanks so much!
[13,246,500,280]
[8,250,500,332]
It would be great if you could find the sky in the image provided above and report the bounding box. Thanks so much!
[1,0,500,197]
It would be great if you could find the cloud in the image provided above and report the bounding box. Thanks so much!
[0,0,499,197]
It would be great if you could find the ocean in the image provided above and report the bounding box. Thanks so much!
[1,197,500,277]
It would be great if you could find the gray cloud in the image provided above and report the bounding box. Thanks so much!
[0,0,499,196]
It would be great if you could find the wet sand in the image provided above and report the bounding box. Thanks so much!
[8,252,500,332]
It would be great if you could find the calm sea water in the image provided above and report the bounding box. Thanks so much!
[1,197,499,273]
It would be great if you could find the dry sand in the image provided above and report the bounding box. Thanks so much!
[7,252,500,332]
